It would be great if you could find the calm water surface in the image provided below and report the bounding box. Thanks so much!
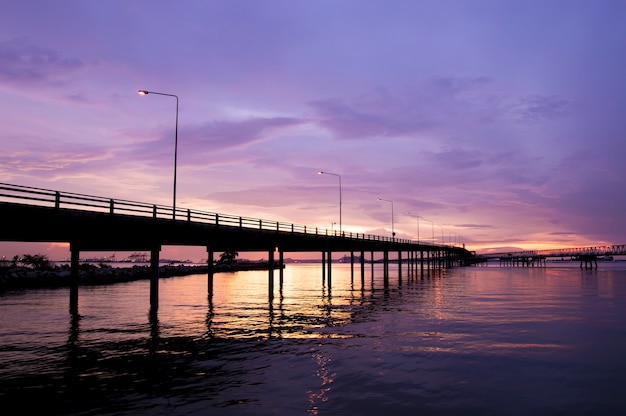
[1,262,626,415]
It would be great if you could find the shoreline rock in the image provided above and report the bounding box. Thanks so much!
[0,262,284,292]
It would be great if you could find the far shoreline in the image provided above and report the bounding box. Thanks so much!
[0,261,284,292]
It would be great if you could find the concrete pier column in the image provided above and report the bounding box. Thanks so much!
[350,251,355,282]
[150,246,161,311]
[268,249,275,300]
[383,251,389,288]
[360,250,365,288]
[69,244,80,314]
[279,250,284,288]
[327,251,332,288]
[398,251,402,283]
[322,251,326,284]
[206,247,214,297]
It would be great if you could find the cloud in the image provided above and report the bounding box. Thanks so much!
[308,87,437,140]
[0,38,85,88]
[508,94,575,122]
[187,117,305,150]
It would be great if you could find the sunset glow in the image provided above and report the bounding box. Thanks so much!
[2,1,625,261]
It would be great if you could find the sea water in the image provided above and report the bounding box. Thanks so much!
[1,262,626,415]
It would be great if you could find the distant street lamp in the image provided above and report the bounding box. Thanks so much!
[377,198,395,239]
[317,171,342,234]
[138,89,179,220]
[450,231,460,247]
[440,225,444,246]
[407,211,420,245]
[421,217,435,245]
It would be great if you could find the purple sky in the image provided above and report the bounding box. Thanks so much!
[1,1,626,260]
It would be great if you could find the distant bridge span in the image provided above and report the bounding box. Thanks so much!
[481,245,626,258]
[477,245,626,269]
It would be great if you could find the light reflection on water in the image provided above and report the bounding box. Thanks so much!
[1,263,626,414]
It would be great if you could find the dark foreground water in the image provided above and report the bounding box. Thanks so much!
[1,262,626,415]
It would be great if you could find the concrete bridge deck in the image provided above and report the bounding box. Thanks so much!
[0,183,473,312]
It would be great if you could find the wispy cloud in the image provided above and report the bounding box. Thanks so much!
[0,38,85,88]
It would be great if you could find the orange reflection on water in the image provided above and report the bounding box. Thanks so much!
[307,349,335,414]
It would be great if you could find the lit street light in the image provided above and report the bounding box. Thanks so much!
[377,198,395,239]
[407,211,420,245]
[138,89,179,220]
[317,171,342,234]
[421,217,435,245]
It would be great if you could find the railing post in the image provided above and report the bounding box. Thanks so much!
[215,214,219,226]
[259,219,262,230]
[153,205,157,218]
[187,209,191,222]
[55,191,60,209]
[239,217,243,228]
[109,199,114,215]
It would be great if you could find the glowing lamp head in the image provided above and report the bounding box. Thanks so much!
[317,171,324,175]
[138,90,149,95]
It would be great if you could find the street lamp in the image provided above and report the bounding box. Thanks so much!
[138,89,179,220]
[449,231,459,247]
[407,211,420,245]
[421,217,435,245]
[317,171,342,234]
[377,198,395,239]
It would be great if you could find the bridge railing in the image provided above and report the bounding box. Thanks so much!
[0,182,447,248]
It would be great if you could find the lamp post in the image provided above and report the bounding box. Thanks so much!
[317,171,342,234]
[449,231,459,247]
[421,217,434,245]
[377,198,395,239]
[407,211,420,245]
[138,89,179,220]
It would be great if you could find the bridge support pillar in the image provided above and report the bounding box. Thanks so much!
[327,251,332,288]
[279,250,284,289]
[150,246,161,311]
[383,251,389,288]
[398,251,402,284]
[268,248,275,300]
[350,251,355,283]
[360,250,365,288]
[206,248,214,297]
[69,244,80,314]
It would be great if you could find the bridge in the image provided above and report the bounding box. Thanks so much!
[0,183,472,313]
[475,245,626,269]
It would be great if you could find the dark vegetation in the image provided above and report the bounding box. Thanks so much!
[0,252,282,292]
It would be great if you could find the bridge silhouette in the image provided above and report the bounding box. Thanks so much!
[0,183,472,313]
[476,245,626,268]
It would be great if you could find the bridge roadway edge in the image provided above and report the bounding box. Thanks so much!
[0,201,472,313]
[0,201,469,254]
